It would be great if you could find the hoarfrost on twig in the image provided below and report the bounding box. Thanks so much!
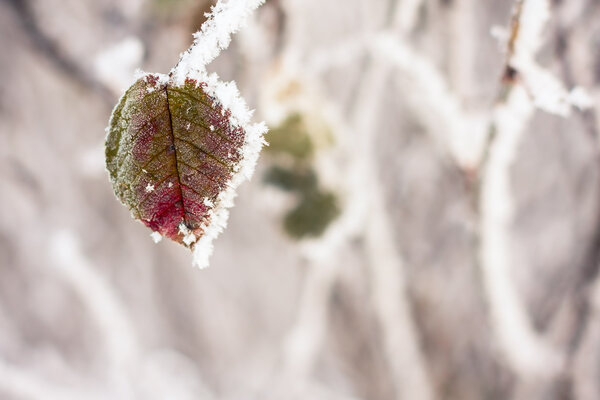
[503,0,592,117]
[480,0,574,378]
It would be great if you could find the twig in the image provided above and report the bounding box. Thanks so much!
[171,0,266,85]
[478,0,567,378]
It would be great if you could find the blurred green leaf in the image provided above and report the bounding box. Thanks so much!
[263,165,317,192]
[284,190,340,238]
[264,113,314,161]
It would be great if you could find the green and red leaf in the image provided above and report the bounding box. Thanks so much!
[105,74,246,247]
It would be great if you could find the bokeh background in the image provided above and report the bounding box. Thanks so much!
[2,0,600,399]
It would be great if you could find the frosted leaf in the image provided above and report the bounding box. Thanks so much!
[106,75,249,248]
[105,0,267,269]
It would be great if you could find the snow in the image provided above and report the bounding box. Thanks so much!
[481,84,563,376]
[568,86,594,110]
[505,0,591,117]
[183,233,197,247]
[191,114,266,269]
[480,0,568,376]
[170,0,266,86]
[150,232,163,243]
[178,223,197,247]
[136,71,169,93]
[515,0,550,56]
[145,183,155,193]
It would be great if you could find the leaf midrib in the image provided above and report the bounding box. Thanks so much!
[164,85,188,230]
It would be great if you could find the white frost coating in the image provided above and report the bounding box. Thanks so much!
[192,119,267,269]
[481,86,563,377]
[170,0,266,86]
[133,70,170,93]
[568,86,594,110]
[480,0,565,377]
[183,233,197,247]
[507,0,591,117]
[178,223,197,246]
[513,0,550,57]
[150,232,163,243]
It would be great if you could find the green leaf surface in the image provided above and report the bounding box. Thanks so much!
[105,74,245,247]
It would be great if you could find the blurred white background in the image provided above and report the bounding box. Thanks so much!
[2,0,600,399]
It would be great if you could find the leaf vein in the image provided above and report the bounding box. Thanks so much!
[174,137,231,169]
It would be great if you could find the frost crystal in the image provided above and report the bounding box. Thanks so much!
[150,232,163,243]
[504,0,589,117]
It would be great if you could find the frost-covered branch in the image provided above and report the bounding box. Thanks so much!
[479,0,571,378]
[171,0,265,85]
[307,30,487,169]
[495,0,592,116]
[480,85,564,376]
[373,33,487,169]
